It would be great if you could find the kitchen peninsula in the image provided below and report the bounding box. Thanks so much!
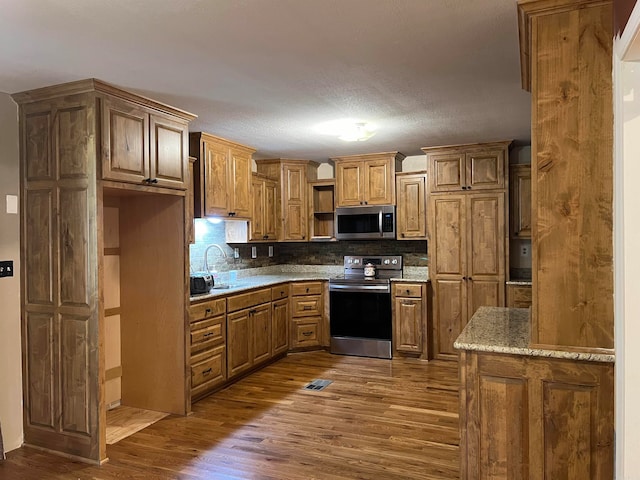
[454,0,616,478]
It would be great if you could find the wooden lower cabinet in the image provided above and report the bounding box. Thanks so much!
[459,350,614,479]
[290,281,324,350]
[392,282,429,358]
[507,284,532,308]
[251,304,272,364]
[189,298,227,401]
[272,284,290,356]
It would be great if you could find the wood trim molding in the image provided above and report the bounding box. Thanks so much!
[105,366,123,381]
[105,307,121,317]
[104,248,120,256]
[11,78,197,121]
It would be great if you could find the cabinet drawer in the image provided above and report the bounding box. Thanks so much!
[291,281,323,296]
[191,316,225,353]
[507,285,532,308]
[191,344,226,389]
[271,284,290,301]
[190,298,226,322]
[227,288,271,313]
[393,283,423,298]
[291,295,322,317]
[293,319,320,345]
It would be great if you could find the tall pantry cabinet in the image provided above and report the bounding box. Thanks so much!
[13,79,196,463]
[423,141,510,359]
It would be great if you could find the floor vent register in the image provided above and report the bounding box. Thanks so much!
[304,379,333,391]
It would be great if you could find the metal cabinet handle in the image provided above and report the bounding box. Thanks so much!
[202,368,212,375]
[203,332,214,338]
[302,305,312,311]
[205,308,212,314]
[302,331,313,337]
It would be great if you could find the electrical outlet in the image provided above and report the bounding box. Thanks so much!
[234,247,240,259]
[251,246,257,259]
[0,260,14,277]
[268,245,274,257]
[520,245,530,257]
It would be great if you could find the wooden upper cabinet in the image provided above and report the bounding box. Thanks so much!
[423,142,509,193]
[190,132,256,219]
[333,152,404,207]
[250,173,279,241]
[102,97,190,190]
[396,172,427,240]
[255,159,319,242]
[510,164,532,239]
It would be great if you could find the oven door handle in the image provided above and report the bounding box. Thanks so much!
[329,284,390,293]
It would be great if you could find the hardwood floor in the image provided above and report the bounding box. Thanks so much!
[0,351,460,479]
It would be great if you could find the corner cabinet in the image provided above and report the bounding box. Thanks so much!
[13,79,196,463]
[396,171,427,240]
[190,132,255,218]
[424,142,509,360]
[255,159,319,241]
[250,173,279,241]
[333,152,404,207]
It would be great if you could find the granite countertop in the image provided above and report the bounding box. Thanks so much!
[506,279,532,286]
[190,265,429,302]
[453,306,615,363]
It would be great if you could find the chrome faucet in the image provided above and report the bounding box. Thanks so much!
[203,243,228,273]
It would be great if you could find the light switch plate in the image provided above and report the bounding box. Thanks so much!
[6,195,17,214]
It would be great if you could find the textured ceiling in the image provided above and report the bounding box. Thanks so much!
[0,0,530,161]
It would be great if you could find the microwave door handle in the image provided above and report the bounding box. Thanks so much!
[379,210,383,237]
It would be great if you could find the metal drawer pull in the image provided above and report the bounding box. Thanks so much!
[302,305,312,310]
[202,368,212,375]
[302,331,313,336]
[203,332,215,338]
[205,308,212,314]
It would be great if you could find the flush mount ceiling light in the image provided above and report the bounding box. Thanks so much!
[314,119,377,142]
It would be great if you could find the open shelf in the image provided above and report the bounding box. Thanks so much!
[309,180,335,241]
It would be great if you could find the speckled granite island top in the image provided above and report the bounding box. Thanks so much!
[190,265,429,302]
[454,306,615,363]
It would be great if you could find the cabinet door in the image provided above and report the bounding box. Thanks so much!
[282,164,307,240]
[394,297,423,354]
[433,278,466,359]
[431,195,466,276]
[264,179,279,240]
[227,310,251,378]
[507,285,532,308]
[429,153,465,192]
[149,113,188,190]
[396,174,427,239]
[251,304,272,364]
[250,176,265,241]
[466,149,505,190]
[467,193,505,278]
[203,140,229,216]
[363,158,394,205]
[272,298,289,356]
[510,164,532,239]
[335,160,363,206]
[102,97,149,184]
[229,147,252,218]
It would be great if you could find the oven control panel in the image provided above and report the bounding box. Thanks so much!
[343,255,402,271]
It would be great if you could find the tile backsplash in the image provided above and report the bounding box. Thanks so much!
[190,219,428,273]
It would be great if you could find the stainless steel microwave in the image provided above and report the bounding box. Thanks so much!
[335,205,395,240]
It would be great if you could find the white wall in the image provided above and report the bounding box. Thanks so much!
[614,7,640,474]
[0,93,22,452]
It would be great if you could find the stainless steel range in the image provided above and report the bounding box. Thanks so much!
[329,255,403,359]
